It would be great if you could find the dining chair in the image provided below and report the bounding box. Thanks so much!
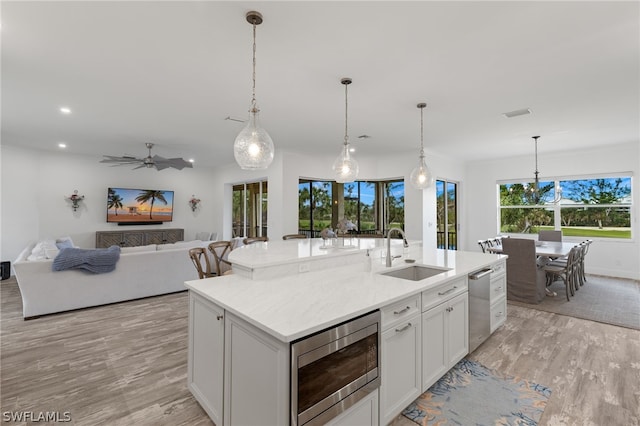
[578,239,593,286]
[492,236,507,247]
[501,238,547,304]
[188,247,215,279]
[243,236,269,245]
[282,234,307,240]
[548,240,591,289]
[538,230,562,242]
[208,241,233,276]
[544,245,581,301]
[477,239,493,253]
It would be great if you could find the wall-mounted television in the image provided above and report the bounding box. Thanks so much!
[107,187,174,225]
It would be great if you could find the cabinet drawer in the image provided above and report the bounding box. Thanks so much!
[421,277,467,312]
[491,260,506,276]
[381,294,421,330]
[490,274,506,303]
[490,296,507,332]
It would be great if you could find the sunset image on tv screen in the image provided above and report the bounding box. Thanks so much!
[107,188,174,223]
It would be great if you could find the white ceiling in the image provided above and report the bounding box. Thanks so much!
[2,1,638,168]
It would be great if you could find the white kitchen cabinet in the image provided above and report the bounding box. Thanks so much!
[326,389,379,426]
[490,260,507,332]
[188,292,224,425]
[490,296,507,332]
[380,308,421,425]
[447,292,469,365]
[224,313,289,426]
[422,291,468,392]
[188,292,289,426]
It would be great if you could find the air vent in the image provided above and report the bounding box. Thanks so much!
[502,108,532,118]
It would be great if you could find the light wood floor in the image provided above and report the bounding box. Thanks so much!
[2,277,639,425]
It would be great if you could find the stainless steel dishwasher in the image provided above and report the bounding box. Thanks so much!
[468,268,493,353]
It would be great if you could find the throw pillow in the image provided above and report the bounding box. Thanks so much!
[56,239,74,250]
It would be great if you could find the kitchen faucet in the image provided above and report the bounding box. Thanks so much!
[386,228,409,267]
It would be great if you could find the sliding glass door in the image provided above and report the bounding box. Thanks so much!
[436,180,458,249]
[232,181,268,238]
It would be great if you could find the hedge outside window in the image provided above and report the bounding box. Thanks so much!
[499,175,632,239]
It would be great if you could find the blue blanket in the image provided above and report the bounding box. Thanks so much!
[52,246,121,274]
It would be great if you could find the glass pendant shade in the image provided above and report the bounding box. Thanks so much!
[234,11,274,171]
[410,154,433,189]
[234,107,274,170]
[333,143,359,183]
[410,102,433,189]
[333,77,358,183]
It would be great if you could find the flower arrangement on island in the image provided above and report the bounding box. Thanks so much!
[189,195,201,212]
[336,218,356,235]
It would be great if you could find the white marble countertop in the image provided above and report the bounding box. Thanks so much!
[186,241,506,343]
[227,237,389,269]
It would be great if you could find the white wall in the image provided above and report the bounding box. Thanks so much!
[4,141,637,279]
[1,145,218,267]
[465,141,640,280]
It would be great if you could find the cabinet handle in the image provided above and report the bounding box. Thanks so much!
[395,323,412,333]
[393,306,411,315]
[446,306,455,313]
[495,311,503,318]
[438,286,457,296]
[495,286,503,292]
[216,315,223,321]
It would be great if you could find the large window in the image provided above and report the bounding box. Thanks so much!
[499,175,632,239]
[299,179,404,237]
[232,181,267,238]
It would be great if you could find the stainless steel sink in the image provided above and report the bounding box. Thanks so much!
[380,265,450,281]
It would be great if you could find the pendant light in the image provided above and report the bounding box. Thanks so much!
[233,11,274,170]
[528,135,562,204]
[332,78,359,183]
[409,103,433,189]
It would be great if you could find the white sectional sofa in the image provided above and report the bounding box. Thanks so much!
[13,240,213,319]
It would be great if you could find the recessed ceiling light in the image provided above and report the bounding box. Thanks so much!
[349,147,356,153]
[58,143,67,148]
[502,108,531,118]
[188,159,195,163]
[59,107,72,114]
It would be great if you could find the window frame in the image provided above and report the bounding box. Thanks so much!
[497,173,633,241]
[298,178,404,237]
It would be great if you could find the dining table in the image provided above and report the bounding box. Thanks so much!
[488,240,575,258]
[488,240,577,297]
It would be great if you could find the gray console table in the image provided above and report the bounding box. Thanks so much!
[96,228,184,248]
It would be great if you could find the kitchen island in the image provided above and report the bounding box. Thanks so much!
[185,238,506,425]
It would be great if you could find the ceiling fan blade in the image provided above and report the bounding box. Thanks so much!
[100,145,192,171]
[100,155,142,164]
[153,155,193,170]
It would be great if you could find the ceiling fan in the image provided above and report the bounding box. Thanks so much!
[100,143,193,171]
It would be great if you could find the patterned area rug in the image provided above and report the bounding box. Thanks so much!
[509,275,640,330]
[402,359,551,426]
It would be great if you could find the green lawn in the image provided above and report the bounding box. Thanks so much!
[560,227,631,238]
[506,225,632,239]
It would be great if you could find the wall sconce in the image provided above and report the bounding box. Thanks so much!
[189,195,201,212]
[66,190,85,212]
